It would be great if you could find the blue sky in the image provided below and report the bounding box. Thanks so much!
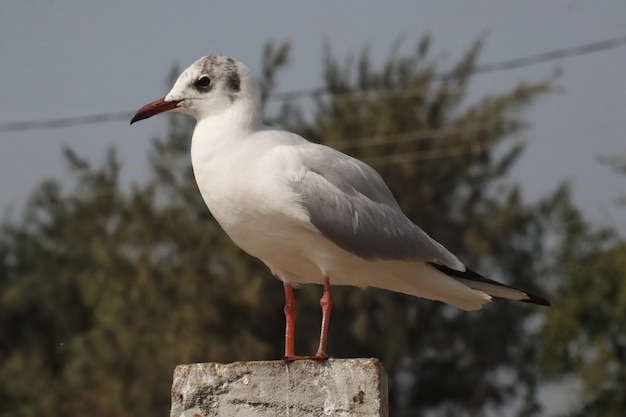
[1,1,625,414]
[2,1,625,232]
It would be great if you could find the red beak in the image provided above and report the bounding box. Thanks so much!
[130,98,181,124]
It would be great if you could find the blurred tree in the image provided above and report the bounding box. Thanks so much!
[541,162,626,417]
[0,37,560,417]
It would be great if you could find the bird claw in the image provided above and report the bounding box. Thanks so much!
[283,354,329,363]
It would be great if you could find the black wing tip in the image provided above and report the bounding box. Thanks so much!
[520,293,552,307]
[428,262,552,307]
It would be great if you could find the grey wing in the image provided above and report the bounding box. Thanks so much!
[290,144,465,270]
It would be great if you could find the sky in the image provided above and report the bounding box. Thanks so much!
[1,1,625,414]
[1,1,625,233]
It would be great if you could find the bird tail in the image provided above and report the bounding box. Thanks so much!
[427,263,551,307]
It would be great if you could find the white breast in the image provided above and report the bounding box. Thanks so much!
[190,125,335,283]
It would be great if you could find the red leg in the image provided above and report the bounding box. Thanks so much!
[311,276,332,359]
[283,282,296,359]
[282,277,332,362]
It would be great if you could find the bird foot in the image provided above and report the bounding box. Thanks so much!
[283,354,329,363]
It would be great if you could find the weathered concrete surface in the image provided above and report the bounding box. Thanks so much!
[170,358,388,417]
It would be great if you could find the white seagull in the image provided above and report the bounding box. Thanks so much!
[131,55,550,361]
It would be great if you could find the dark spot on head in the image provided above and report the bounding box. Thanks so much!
[200,56,219,74]
[197,55,241,101]
[226,71,240,93]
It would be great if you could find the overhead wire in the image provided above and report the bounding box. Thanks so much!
[365,116,626,166]
[269,34,626,101]
[0,109,136,133]
[1,34,626,133]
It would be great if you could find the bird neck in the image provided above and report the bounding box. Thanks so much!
[191,99,263,165]
[198,96,262,135]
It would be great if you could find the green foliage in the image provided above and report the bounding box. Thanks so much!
[258,40,291,104]
[0,37,565,416]
[540,180,626,416]
[544,244,626,415]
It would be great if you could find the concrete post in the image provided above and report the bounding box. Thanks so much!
[170,358,388,417]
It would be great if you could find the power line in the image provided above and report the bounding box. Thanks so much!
[471,34,626,75]
[268,34,626,100]
[2,34,626,133]
[0,110,135,133]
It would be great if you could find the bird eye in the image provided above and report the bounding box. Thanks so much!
[194,76,211,89]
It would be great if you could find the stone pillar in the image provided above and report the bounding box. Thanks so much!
[170,358,388,417]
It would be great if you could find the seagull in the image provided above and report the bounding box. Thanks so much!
[131,55,550,361]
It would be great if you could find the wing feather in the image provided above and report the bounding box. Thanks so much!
[290,145,464,270]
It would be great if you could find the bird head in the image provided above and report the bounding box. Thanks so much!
[131,55,260,125]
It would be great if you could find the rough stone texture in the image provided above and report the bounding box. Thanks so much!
[170,358,388,417]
